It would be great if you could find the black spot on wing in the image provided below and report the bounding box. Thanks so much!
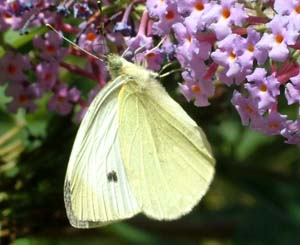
[107,170,118,182]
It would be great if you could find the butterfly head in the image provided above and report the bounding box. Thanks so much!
[106,54,125,79]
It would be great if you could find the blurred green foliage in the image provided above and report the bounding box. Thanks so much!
[1,28,300,245]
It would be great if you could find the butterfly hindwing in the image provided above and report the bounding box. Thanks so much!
[118,77,215,220]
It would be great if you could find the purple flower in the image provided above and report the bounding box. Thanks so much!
[188,55,209,79]
[204,0,248,40]
[179,71,214,106]
[238,28,268,69]
[274,0,300,30]
[0,6,9,31]
[5,0,29,17]
[144,49,165,71]
[33,31,68,61]
[147,0,168,18]
[0,0,31,30]
[274,0,295,15]
[176,49,208,81]
[73,3,93,19]
[211,33,247,80]
[218,68,248,86]
[177,0,212,33]
[5,81,41,113]
[251,109,287,135]
[0,51,31,84]
[285,73,300,105]
[281,120,300,144]
[173,22,211,62]
[126,33,153,52]
[231,91,261,126]
[256,15,298,62]
[161,36,176,59]
[36,61,59,91]
[245,68,280,110]
[78,24,108,54]
[152,1,183,35]
[48,84,80,115]
[35,8,58,26]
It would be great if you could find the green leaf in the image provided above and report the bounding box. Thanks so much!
[3,27,46,49]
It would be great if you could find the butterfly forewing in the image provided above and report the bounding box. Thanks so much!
[65,76,140,228]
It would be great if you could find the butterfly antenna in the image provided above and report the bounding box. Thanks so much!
[158,62,175,75]
[121,47,130,58]
[146,36,166,55]
[121,45,146,64]
[158,68,183,78]
[46,24,105,61]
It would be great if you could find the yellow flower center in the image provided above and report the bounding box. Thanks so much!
[268,123,279,129]
[222,8,231,19]
[275,34,283,43]
[165,10,175,20]
[7,64,17,74]
[247,44,254,52]
[229,51,236,60]
[19,95,28,103]
[146,52,155,59]
[46,44,56,54]
[86,32,96,42]
[260,84,267,92]
[192,85,201,93]
[245,105,254,114]
[194,2,204,11]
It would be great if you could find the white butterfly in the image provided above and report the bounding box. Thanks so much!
[64,54,215,228]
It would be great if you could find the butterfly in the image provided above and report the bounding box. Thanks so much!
[64,54,215,228]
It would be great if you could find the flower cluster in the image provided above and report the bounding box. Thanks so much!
[0,0,83,115]
[145,0,300,144]
[0,0,299,144]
